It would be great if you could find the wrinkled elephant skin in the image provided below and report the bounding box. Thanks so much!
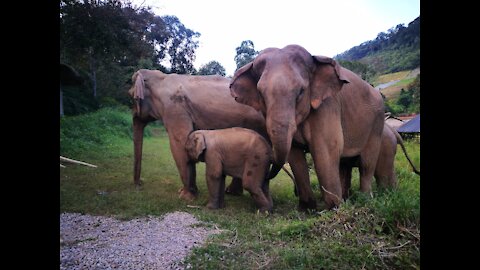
[128,70,267,201]
[185,127,273,212]
[230,45,385,210]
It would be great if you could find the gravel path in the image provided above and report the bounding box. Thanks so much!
[60,211,222,270]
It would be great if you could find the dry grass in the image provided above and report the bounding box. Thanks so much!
[373,70,411,86]
[374,68,419,85]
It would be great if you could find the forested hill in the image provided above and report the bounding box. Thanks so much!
[335,16,419,74]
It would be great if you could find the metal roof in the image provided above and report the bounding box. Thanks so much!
[397,114,420,133]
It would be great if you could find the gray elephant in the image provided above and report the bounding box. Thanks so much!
[340,123,420,199]
[230,44,385,210]
[128,69,267,201]
[185,128,273,212]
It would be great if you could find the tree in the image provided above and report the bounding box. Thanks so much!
[60,0,140,98]
[338,60,376,83]
[60,0,201,114]
[163,15,200,74]
[234,40,258,70]
[198,61,226,76]
[408,75,420,113]
[334,16,419,74]
[397,88,412,108]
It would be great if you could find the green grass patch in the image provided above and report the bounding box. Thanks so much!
[373,70,411,86]
[60,107,420,269]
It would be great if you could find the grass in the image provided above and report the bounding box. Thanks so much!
[60,107,420,269]
[373,70,411,86]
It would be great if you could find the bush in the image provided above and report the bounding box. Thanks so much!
[60,106,153,157]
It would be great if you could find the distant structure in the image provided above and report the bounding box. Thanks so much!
[397,114,420,139]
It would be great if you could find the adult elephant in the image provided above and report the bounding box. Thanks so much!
[230,44,385,210]
[128,69,267,201]
[340,123,420,200]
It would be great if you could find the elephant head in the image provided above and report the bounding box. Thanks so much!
[127,70,162,186]
[127,70,164,122]
[185,132,206,162]
[230,45,350,174]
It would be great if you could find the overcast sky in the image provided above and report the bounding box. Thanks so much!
[134,0,420,76]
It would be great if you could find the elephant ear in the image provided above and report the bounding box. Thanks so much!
[127,71,146,114]
[230,62,264,112]
[310,56,350,110]
[192,133,206,160]
[128,71,145,100]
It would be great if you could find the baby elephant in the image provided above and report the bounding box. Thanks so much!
[185,127,273,212]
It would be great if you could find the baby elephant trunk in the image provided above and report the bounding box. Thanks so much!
[267,163,283,180]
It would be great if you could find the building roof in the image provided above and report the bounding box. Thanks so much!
[397,114,420,133]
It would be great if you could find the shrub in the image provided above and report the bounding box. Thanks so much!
[60,106,153,157]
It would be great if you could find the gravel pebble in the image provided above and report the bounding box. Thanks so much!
[60,211,222,269]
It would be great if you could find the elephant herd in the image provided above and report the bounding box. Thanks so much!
[128,44,419,213]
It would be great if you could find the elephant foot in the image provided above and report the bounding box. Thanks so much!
[134,179,144,189]
[178,188,198,202]
[321,198,342,210]
[298,198,317,212]
[206,201,224,209]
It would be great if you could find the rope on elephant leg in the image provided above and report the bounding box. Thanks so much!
[321,185,343,203]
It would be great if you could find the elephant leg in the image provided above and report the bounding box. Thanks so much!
[225,177,244,195]
[262,178,273,208]
[374,152,397,189]
[339,159,354,200]
[375,129,398,189]
[167,123,198,201]
[242,163,272,212]
[310,145,343,209]
[205,158,225,209]
[359,135,382,194]
[206,174,226,209]
[288,147,317,211]
[133,117,147,187]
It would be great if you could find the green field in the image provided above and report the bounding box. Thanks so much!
[60,107,420,269]
[373,68,420,100]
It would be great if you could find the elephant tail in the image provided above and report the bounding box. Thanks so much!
[390,125,420,176]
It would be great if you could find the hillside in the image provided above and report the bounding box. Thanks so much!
[335,16,420,75]
[374,68,420,99]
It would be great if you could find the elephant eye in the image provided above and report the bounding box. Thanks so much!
[296,88,305,103]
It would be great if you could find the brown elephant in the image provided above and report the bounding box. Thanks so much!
[340,123,420,199]
[128,69,267,201]
[230,44,385,210]
[185,127,273,212]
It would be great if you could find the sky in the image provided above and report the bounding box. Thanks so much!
[133,0,420,76]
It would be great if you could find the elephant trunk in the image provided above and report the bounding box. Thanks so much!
[267,163,283,180]
[133,116,147,186]
[266,110,296,179]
